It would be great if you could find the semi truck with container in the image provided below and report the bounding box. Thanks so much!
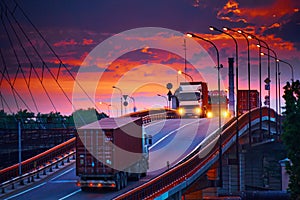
[76,117,150,191]
[237,90,260,115]
[175,81,209,118]
[207,90,230,118]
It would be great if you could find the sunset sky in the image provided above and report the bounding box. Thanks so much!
[0,0,299,116]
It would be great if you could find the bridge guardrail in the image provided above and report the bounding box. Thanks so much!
[114,107,277,200]
[0,137,75,185]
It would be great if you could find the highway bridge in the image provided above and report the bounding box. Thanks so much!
[0,107,285,200]
[0,2,291,199]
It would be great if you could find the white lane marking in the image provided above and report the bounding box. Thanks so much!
[4,182,46,200]
[50,167,74,181]
[58,189,81,200]
[149,119,200,150]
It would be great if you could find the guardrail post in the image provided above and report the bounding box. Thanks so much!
[67,156,70,163]
[1,187,4,194]
[55,163,59,169]
[36,172,40,179]
[20,179,24,185]
[43,169,46,175]
[27,176,31,183]
[11,183,14,190]
[72,153,75,160]
[31,176,34,182]
[61,160,64,166]
[49,166,53,172]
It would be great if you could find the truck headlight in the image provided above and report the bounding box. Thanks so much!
[222,110,229,118]
[194,107,202,115]
[178,107,185,115]
[207,111,213,118]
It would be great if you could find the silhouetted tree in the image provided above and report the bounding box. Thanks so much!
[282,80,300,199]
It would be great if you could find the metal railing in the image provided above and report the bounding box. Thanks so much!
[0,137,75,187]
[114,107,277,200]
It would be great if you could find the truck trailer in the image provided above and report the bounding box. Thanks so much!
[76,117,149,191]
[237,90,259,115]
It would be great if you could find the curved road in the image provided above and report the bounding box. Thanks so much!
[4,118,220,200]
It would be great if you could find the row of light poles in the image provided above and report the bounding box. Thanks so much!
[109,86,137,117]
[187,26,295,189]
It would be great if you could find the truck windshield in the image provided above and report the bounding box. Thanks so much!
[209,96,227,104]
[178,92,200,101]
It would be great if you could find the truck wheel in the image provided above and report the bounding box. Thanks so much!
[135,173,141,181]
[124,173,128,187]
[115,180,121,191]
[120,173,125,189]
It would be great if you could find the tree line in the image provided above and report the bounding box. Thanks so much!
[0,108,108,129]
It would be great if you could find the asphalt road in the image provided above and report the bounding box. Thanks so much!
[4,118,220,200]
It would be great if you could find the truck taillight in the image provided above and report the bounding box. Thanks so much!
[88,182,93,187]
[76,181,81,187]
[97,183,102,187]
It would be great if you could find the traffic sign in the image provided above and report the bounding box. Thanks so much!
[123,101,128,106]
[264,78,271,84]
[123,95,128,101]
[166,83,173,90]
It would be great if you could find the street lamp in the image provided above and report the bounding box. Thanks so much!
[178,70,194,82]
[244,32,271,136]
[112,86,123,116]
[130,96,137,112]
[99,101,110,117]
[259,46,279,134]
[211,26,240,190]
[186,32,223,187]
[277,59,294,82]
[157,94,168,109]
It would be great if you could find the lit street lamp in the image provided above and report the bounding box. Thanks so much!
[157,94,168,109]
[260,47,279,134]
[99,101,110,117]
[186,32,223,187]
[210,26,240,189]
[112,86,123,116]
[178,70,194,82]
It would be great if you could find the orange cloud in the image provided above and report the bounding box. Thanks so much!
[218,0,298,29]
[82,38,94,45]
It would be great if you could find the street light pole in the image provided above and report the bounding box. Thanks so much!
[210,26,241,190]
[157,94,168,109]
[99,102,110,117]
[260,47,279,134]
[130,96,137,112]
[278,59,294,82]
[242,32,263,131]
[186,32,223,187]
[178,70,194,82]
[247,34,271,136]
[112,86,123,116]
[236,30,252,146]
[18,120,22,176]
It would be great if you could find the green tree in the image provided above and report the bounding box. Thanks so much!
[282,80,300,199]
[71,108,108,127]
